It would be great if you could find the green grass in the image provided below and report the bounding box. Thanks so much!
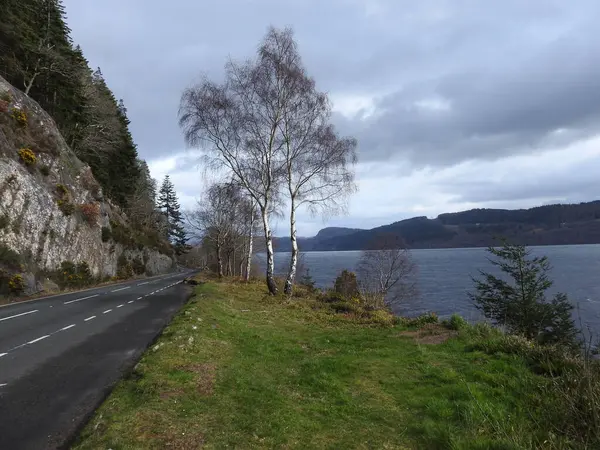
[73,280,581,449]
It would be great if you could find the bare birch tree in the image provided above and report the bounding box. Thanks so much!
[180,27,309,294]
[356,235,418,309]
[264,29,358,295]
[186,183,242,278]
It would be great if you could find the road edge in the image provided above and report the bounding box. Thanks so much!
[59,282,198,450]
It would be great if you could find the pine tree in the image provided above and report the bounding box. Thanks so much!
[157,176,187,249]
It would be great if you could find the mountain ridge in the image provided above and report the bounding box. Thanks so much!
[274,201,600,251]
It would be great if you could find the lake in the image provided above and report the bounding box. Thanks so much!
[257,244,600,334]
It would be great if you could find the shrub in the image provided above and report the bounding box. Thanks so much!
[299,268,317,292]
[10,108,27,127]
[57,199,75,216]
[0,214,9,230]
[101,226,112,242]
[333,270,359,299]
[17,148,36,166]
[368,309,395,326]
[0,91,11,103]
[56,260,94,289]
[56,184,68,197]
[0,244,21,270]
[8,274,25,295]
[39,165,50,176]
[132,257,145,275]
[469,241,578,348]
[445,313,468,330]
[398,312,439,328]
[79,203,100,226]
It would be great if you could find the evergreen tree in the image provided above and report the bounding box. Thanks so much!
[470,242,578,347]
[158,176,187,248]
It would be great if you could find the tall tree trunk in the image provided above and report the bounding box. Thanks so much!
[284,203,298,295]
[261,205,278,295]
[216,241,224,278]
[245,204,254,281]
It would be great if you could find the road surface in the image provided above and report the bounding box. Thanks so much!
[0,271,196,450]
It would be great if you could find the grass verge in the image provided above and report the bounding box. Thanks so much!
[73,279,595,449]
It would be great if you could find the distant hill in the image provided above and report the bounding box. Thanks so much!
[274,201,600,251]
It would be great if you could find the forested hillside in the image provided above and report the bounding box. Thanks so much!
[274,201,600,251]
[0,0,191,295]
[0,0,146,210]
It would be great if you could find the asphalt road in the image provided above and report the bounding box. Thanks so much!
[0,270,196,450]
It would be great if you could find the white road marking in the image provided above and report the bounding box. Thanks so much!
[64,294,99,305]
[0,353,7,358]
[137,297,143,300]
[28,335,50,344]
[117,304,124,308]
[0,383,6,387]
[0,309,38,322]
[137,281,150,286]
[111,286,131,293]
[84,316,96,322]
[103,309,112,314]
[60,324,76,331]
[128,301,134,304]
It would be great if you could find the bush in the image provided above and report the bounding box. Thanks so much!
[117,254,134,280]
[0,90,11,103]
[57,199,75,216]
[10,108,27,127]
[368,309,395,326]
[445,313,468,330]
[333,270,359,299]
[398,312,439,328]
[132,257,145,275]
[56,184,68,197]
[17,148,36,166]
[299,268,317,292]
[470,241,578,348]
[0,244,21,270]
[8,274,25,295]
[101,226,112,242]
[79,203,100,226]
[39,165,50,176]
[0,214,9,230]
[55,260,95,289]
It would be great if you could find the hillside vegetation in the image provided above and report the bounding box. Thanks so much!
[74,279,600,449]
[275,201,600,251]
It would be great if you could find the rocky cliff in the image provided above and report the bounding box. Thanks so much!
[0,76,173,294]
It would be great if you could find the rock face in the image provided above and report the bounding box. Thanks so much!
[0,76,173,293]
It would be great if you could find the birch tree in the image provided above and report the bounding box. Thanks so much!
[356,235,418,309]
[270,30,358,295]
[186,183,242,278]
[180,27,303,294]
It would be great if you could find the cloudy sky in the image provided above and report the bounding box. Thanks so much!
[63,0,600,236]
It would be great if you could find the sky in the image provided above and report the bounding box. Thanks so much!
[63,0,600,236]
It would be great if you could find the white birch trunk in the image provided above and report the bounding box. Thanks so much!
[245,209,254,281]
[261,205,278,294]
[284,203,298,295]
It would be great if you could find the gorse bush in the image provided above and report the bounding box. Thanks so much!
[10,108,27,127]
[56,184,68,197]
[17,148,36,166]
[469,241,578,348]
[8,274,25,295]
[56,261,95,289]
